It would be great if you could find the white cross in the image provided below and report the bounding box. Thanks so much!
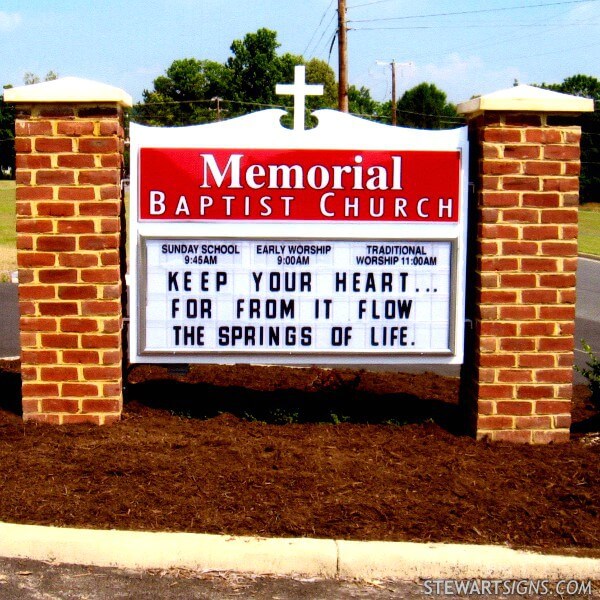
[276,65,323,131]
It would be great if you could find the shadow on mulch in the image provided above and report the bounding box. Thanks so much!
[126,379,467,435]
[0,361,21,416]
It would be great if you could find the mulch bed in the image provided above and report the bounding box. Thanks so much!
[0,359,598,556]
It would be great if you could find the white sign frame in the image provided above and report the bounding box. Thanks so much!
[129,108,469,365]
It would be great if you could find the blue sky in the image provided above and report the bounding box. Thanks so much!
[1,0,599,105]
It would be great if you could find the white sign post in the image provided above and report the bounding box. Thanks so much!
[129,66,469,365]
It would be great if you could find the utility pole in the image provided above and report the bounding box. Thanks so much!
[377,60,413,126]
[338,0,349,112]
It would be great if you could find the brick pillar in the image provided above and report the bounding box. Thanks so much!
[5,78,132,424]
[458,86,594,443]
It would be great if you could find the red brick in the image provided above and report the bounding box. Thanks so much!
[21,350,57,364]
[478,258,519,272]
[518,354,555,368]
[80,268,120,284]
[540,209,578,224]
[16,120,53,136]
[40,398,80,413]
[17,252,56,268]
[479,290,518,304]
[500,338,536,352]
[61,318,98,333]
[482,161,520,176]
[17,234,34,250]
[488,430,532,443]
[36,202,76,217]
[563,257,578,272]
[59,254,98,267]
[82,366,122,380]
[479,354,516,368]
[102,350,122,365]
[525,128,562,143]
[78,170,119,185]
[532,430,570,444]
[17,155,52,169]
[535,369,572,384]
[543,145,579,160]
[521,290,557,304]
[40,333,79,348]
[57,220,95,234]
[20,317,57,332]
[58,187,96,201]
[100,251,120,266]
[502,178,540,192]
[16,170,32,185]
[543,177,579,192]
[79,137,119,153]
[39,302,79,316]
[520,258,558,272]
[538,306,575,320]
[100,219,119,233]
[539,274,575,288]
[36,170,75,185]
[499,273,536,288]
[39,269,78,284]
[62,383,99,397]
[100,186,121,200]
[99,121,120,135]
[18,285,56,300]
[101,318,121,334]
[57,121,94,136]
[480,224,519,239]
[540,241,577,256]
[498,306,537,320]
[515,415,552,429]
[538,337,574,352]
[523,161,561,176]
[36,236,76,252]
[57,285,98,300]
[479,207,500,222]
[521,193,560,208]
[81,399,121,412]
[79,234,119,251]
[477,384,514,400]
[497,370,533,384]
[61,415,103,425]
[57,154,95,168]
[481,128,521,143]
[559,289,576,304]
[22,383,59,396]
[504,145,540,159]
[102,382,123,396]
[501,241,539,255]
[35,138,73,153]
[16,186,53,201]
[504,114,542,127]
[81,300,121,316]
[501,208,539,223]
[477,415,513,429]
[479,322,517,336]
[62,350,100,363]
[81,333,120,349]
[40,366,79,381]
[554,414,572,428]
[496,401,533,415]
[560,224,578,240]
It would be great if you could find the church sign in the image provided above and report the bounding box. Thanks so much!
[129,66,469,365]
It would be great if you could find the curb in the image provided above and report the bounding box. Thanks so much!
[0,522,598,580]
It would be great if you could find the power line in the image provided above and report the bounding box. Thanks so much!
[352,21,597,30]
[348,0,600,23]
[303,0,336,56]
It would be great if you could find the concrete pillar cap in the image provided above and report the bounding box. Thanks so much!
[457,84,594,117]
[4,76,132,108]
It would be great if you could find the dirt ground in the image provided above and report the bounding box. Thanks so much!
[0,359,598,556]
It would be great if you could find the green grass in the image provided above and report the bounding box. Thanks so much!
[578,203,600,257]
[0,181,16,274]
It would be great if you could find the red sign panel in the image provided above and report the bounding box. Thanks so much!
[139,148,460,222]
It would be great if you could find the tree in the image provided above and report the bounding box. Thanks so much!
[23,71,58,85]
[538,74,600,204]
[348,85,380,119]
[136,59,229,125]
[394,82,460,130]
[136,30,339,127]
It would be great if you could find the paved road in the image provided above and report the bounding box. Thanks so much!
[0,258,599,380]
[0,557,596,600]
